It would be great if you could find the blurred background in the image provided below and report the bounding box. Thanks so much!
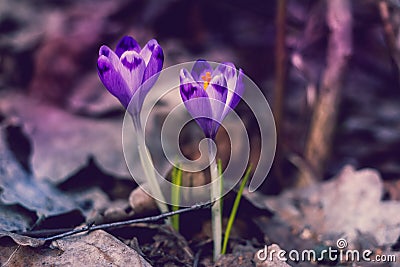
[1,0,400,193]
[1,0,400,265]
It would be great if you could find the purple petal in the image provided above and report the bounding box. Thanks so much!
[179,69,199,101]
[130,42,164,114]
[97,55,131,108]
[99,45,120,66]
[115,36,141,58]
[207,75,228,137]
[137,43,164,110]
[222,68,245,118]
[191,59,213,82]
[140,39,159,65]
[213,62,237,90]
[206,74,228,120]
[142,41,163,85]
[229,68,245,109]
[180,69,214,138]
[120,51,146,95]
[207,75,227,101]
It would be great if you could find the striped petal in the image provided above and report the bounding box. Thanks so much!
[212,62,237,90]
[191,59,213,83]
[99,45,120,68]
[142,40,164,90]
[207,75,228,138]
[206,74,227,121]
[223,68,245,118]
[140,39,159,65]
[229,68,245,110]
[135,40,164,111]
[115,36,141,58]
[180,69,214,138]
[97,55,131,108]
[120,50,146,95]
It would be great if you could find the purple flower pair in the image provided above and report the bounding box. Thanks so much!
[97,36,244,139]
[97,36,245,259]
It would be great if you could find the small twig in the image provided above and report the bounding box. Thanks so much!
[130,237,151,264]
[17,228,79,238]
[193,248,202,267]
[40,202,211,243]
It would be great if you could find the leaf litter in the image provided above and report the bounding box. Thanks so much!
[0,92,135,184]
[0,122,80,230]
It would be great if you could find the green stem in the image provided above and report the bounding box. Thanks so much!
[171,165,182,231]
[208,139,221,261]
[133,116,170,223]
[221,165,252,255]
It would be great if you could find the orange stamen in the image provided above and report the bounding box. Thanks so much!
[201,71,212,90]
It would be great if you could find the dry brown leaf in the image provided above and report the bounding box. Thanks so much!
[0,230,152,266]
[0,92,135,184]
[0,230,45,247]
[0,204,35,232]
[66,73,123,116]
[0,125,79,227]
[245,165,400,247]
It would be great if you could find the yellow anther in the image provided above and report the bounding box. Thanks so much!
[201,71,212,90]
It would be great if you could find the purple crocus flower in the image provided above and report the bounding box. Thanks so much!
[97,36,163,112]
[180,60,245,139]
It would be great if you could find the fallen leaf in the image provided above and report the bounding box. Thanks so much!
[245,165,400,247]
[68,187,112,223]
[0,230,152,266]
[0,124,79,223]
[0,92,135,184]
[0,230,44,247]
[66,73,123,116]
[0,204,35,232]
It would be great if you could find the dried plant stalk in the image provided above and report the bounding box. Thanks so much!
[273,0,287,185]
[298,0,353,187]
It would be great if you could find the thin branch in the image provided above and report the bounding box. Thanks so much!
[17,228,76,238]
[30,203,211,243]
